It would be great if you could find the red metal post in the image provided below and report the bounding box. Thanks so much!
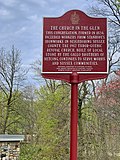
[70,73,78,160]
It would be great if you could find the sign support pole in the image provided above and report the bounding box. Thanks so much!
[70,72,79,160]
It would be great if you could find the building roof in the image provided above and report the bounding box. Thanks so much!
[0,135,24,142]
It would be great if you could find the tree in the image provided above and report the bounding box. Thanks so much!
[77,2,120,158]
[20,83,70,160]
[89,0,120,26]
[0,46,27,133]
[93,70,120,159]
[89,0,120,78]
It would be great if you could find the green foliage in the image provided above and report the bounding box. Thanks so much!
[20,83,70,160]
[116,0,120,8]
[77,76,120,160]
[20,143,43,160]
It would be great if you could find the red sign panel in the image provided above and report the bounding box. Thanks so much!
[42,10,108,74]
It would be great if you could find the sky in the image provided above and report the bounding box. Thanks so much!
[0,0,94,85]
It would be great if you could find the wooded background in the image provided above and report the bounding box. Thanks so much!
[0,0,120,159]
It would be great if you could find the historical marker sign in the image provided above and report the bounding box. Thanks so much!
[42,10,108,74]
[41,10,108,160]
